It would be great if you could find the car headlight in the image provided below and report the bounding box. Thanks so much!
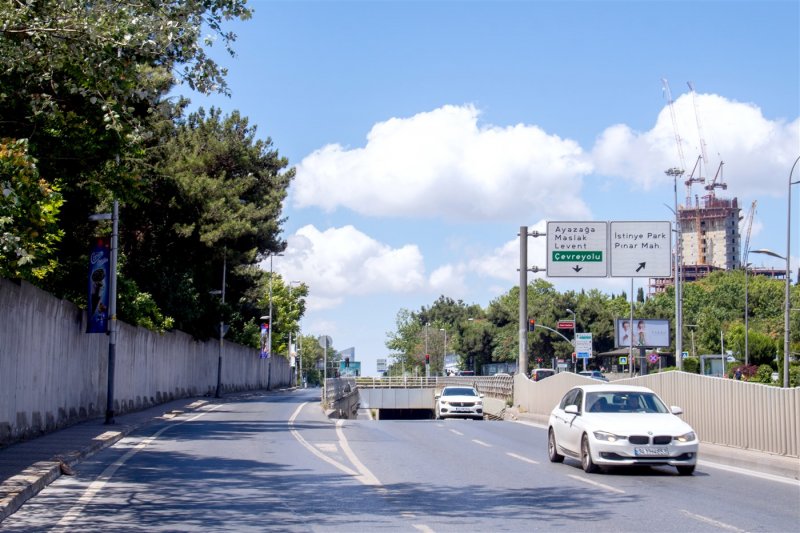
[593,431,624,442]
[675,431,696,443]
[476,401,483,406]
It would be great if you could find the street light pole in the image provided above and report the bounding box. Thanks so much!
[440,328,447,376]
[666,167,684,370]
[566,308,578,371]
[785,155,800,387]
[289,280,301,386]
[215,253,226,398]
[751,245,793,388]
[744,261,751,366]
[90,201,119,425]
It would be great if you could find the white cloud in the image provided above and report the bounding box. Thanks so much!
[294,105,593,221]
[592,92,800,197]
[272,224,426,311]
[429,264,467,297]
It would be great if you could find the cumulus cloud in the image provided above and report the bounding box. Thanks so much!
[429,264,468,297]
[592,92,800,197]
[294,105,593,221]
[271,224,426,311]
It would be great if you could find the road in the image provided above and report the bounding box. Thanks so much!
[3,388,798,532]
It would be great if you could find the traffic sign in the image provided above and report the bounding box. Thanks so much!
[575,332,593,358]
[318,335,332,349]
[648,352,660,364]
[609,221,672,277]
[557,320,575,329]
[546,221,608,277]
[619,356,628,365]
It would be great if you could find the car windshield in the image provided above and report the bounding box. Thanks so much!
[443,387,478,397]
[585,391,669,413]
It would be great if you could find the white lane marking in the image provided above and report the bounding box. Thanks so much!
[288,403,359,477]
[507,452,540,465]
[567,474,626,494]
[680,510,745,532]
[472,439,491,447]
[53,404,223,530]
[316,443,338,453]
[698,460,800,486]
[413,524,436,532]
[449,429,463,436]
[335,419,381,486]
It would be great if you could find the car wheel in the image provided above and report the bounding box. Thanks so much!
[676,465,695,476]
[581,434,599,473]
[548,429,564,463]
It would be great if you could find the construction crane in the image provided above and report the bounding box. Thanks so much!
[688,81,726,201]
[705,160,728,194]
[742,200,757,267]
[662,79,704,206]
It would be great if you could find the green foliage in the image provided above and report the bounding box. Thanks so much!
[682,357,699,374]
[754,364,777,384]
[0,139,63,280]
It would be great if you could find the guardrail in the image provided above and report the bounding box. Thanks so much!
[342,375,514,400]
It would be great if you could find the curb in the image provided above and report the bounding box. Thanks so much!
[0,426,130,523]
[0,397,218,524]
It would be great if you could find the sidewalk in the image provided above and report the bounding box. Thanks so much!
[0,395,227,523]
[505,408,800,482]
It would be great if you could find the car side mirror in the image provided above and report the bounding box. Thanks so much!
[670,406,683,415]
[565,405,579,415]
[435,394,440,399]
[479,394,484,398]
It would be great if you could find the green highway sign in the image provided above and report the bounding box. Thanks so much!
[552,251,603,262]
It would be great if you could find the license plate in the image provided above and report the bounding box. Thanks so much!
[454,408,471,412]
[634,447,669,456]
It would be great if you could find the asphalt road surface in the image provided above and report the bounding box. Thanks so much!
[3,388,798,532]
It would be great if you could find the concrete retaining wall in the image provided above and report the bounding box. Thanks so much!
[0,278,291,446]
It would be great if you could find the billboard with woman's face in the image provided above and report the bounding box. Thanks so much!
[615,318,670,348]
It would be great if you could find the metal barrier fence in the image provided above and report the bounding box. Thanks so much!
[335,375,514,401]
[513,371,800,458]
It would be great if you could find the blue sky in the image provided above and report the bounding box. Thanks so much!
[190,0,800,375]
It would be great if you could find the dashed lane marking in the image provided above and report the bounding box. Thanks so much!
[507,452,539,465]
[680,510,745,532]
[567,474,626,494]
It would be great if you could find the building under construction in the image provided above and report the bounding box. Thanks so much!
[651,81,785,293]
[650,192,785,293]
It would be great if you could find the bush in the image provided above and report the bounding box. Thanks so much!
[682,357,699,374]
[754,364,776,384]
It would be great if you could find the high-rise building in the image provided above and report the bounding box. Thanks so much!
[679,196,741,270]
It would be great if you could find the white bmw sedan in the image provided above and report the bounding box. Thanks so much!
[547,384,699,475]
[435,386,484,420]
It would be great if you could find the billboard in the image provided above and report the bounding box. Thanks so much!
[615,318,670,348]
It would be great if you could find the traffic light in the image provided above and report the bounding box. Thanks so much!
[425,354,430,365]
[345,357,350,368]
[528,319,536,332]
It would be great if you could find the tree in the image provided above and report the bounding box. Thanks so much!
[122,108,293,337]
[0,139,63,280]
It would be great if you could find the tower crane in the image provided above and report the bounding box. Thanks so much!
[705,160,728,194]
[662,79,704,206]
[742,200,757,267]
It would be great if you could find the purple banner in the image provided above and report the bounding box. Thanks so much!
[260,323,270,359]
[87,238,110,333]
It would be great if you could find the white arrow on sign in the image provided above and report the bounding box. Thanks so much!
[609,221,672,278]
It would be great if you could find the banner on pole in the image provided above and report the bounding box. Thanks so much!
[87,238,110,333]
[260,323,270,359]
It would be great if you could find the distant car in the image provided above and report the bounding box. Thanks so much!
[578,370,609,382]
[547,384,699,475]
[434,386,484,420]
[531,369,555,382]
[457,370,475,376]
[493,372,511,377]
